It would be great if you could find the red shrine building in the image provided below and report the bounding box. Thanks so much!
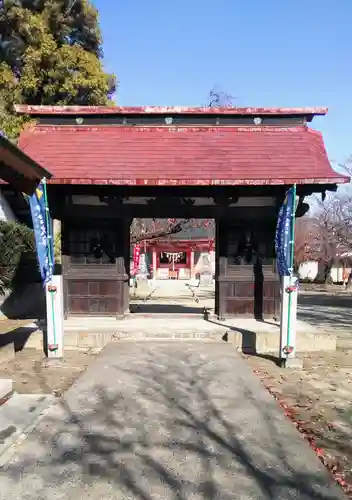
[14,105,347,319]
[133,220,215,280]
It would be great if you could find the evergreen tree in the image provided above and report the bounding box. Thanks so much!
[0,0,116,138]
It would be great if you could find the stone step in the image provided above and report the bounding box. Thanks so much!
[44,328,337,355]
[26,318,338,355]
[0,379,13,405]
[63,315,215,329]
[128,312,207,318]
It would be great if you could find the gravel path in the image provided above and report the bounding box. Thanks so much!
[0,342,347,499]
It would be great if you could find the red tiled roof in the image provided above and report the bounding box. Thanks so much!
[17,124,348,186]
[15,104,328,116]
[0,134,52,194]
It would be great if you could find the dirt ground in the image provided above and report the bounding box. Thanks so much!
[244,350,352,497]
[0,347,96,396]
[0,318,97,395]
[0,319,29,334]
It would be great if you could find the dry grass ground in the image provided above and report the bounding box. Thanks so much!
[0,348,96,395]
[245,349,352,497]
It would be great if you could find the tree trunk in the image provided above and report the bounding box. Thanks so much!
[324,263,333,285]
[315,261,332,284]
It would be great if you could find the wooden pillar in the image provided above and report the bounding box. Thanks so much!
[121,218,131,315]
[215,218,226,320]
[61,218,68,319]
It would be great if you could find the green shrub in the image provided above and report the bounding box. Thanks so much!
[0,220,38,295]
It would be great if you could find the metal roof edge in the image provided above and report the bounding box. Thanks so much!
[14,104,328,117]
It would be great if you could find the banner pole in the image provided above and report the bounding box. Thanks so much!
[286,184,297,349]
[277,184,301,367]
[42,179,63,358]
[42,179,53,273]
[42,179,57,351]
[28,180,63,358]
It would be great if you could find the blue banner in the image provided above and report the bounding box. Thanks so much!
[275,187,295,276]
[28,182,53,284]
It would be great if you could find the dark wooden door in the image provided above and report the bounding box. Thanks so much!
[216,219,280,320]
[62,219,130,316]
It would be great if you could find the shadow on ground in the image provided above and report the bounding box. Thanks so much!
[0,325,39,352]
[0,284,45,321]
[130,303,205,314]
[1,346,344,499]
[206,317,281,365]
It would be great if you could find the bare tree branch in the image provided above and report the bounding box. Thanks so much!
[295,158,352,281]
[208,85,235,107]
[130,219,190,244]
[130,218,214,245]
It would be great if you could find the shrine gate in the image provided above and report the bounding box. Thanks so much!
[15,105,347,320]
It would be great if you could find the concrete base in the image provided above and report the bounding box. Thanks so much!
[20,316,338,355]
[280,357,304,369]
[227,329,336,354]
[0,379,13,404]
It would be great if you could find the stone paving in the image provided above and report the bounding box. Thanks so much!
[0,342,347,499]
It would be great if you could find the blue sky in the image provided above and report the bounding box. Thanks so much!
[95,0,351,165]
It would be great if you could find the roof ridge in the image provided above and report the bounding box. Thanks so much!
[14,104,328,117]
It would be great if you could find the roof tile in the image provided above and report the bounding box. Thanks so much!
[17,125,347,186]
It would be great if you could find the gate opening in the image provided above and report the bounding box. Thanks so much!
[129,218,215,316]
